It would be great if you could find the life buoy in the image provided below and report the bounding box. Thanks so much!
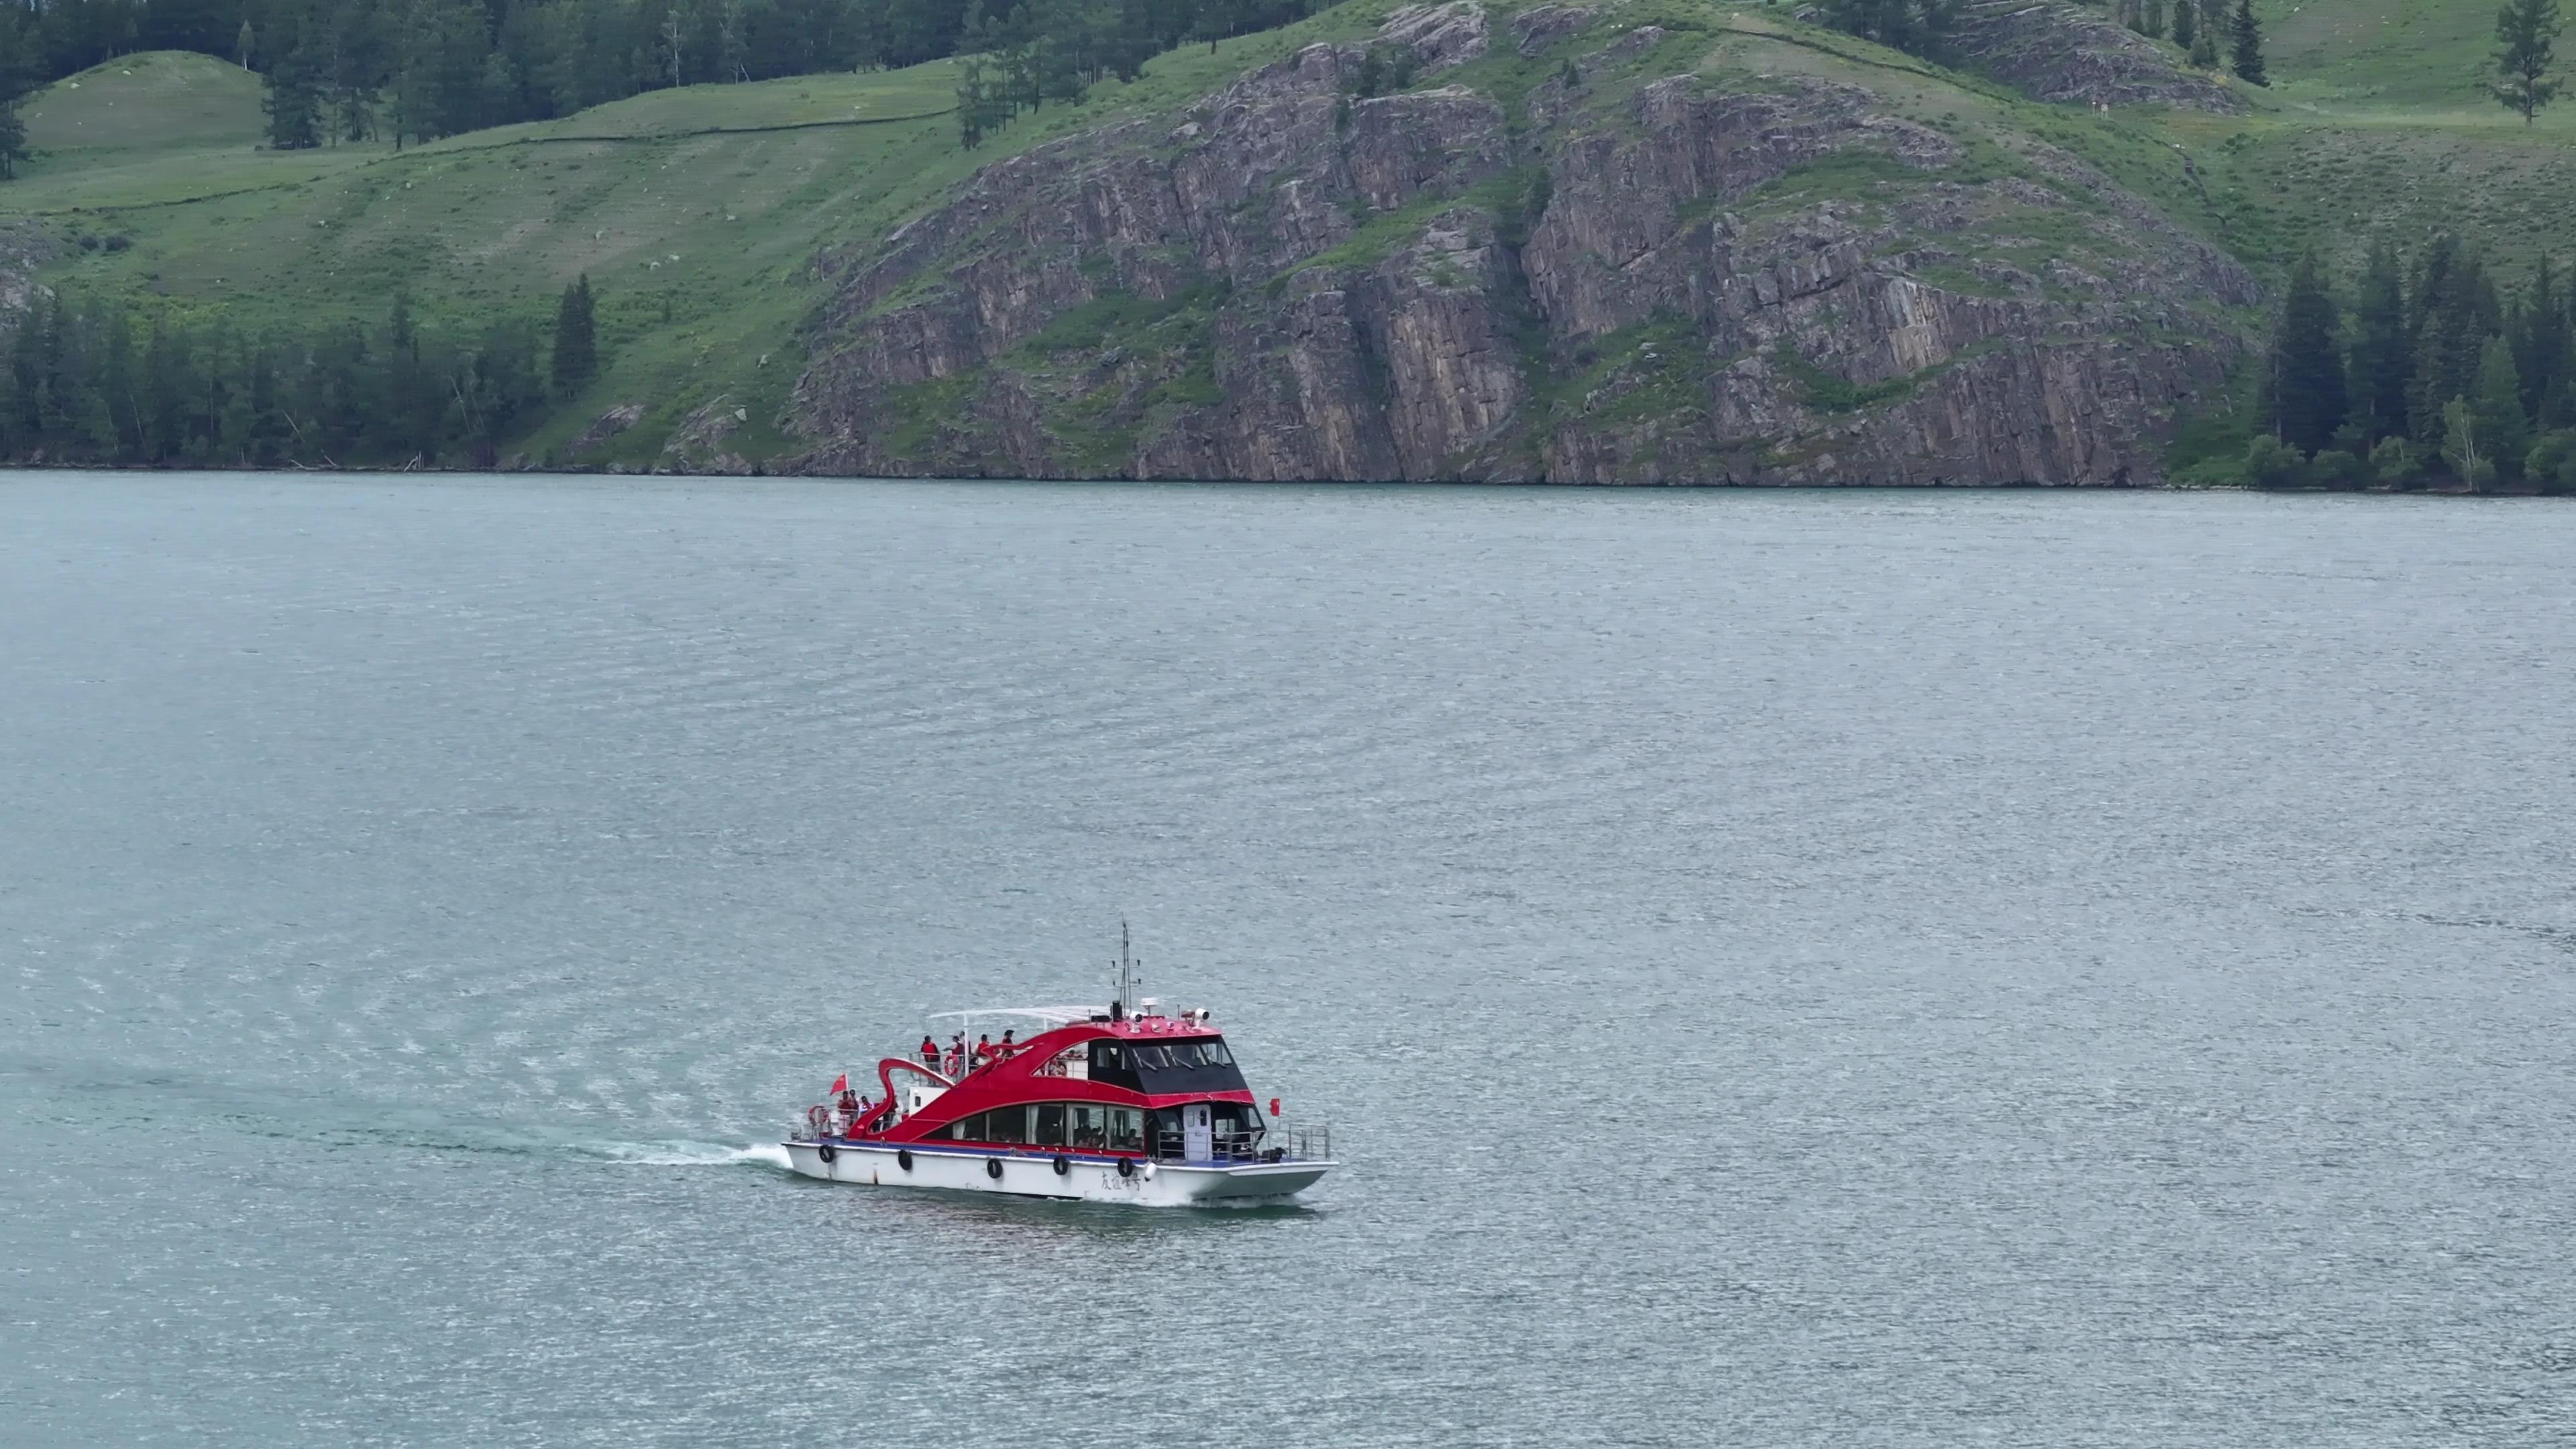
[897,1149,914,1173]
[816,1143,837,1164]
[985,1158,1004,1181]
[1052,1155,1071,1176]
[806,1106,832,1136]
[1116,1157,1136,1179]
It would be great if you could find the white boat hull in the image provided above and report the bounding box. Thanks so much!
[782,1140,1330,1205]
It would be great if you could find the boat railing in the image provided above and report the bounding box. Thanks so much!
[1277,1122,1332,1162]
[1148,1124,1332,1165]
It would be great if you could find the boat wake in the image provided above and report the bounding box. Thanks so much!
[592,1141,794,1171]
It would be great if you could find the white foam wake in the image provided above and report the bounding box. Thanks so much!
[602,1142,794,1170]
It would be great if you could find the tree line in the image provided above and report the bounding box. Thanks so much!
[953,0,1316,148]
[1817,0,2268,82]
[2241,241,2576,491]
[0,280,600,468]
[2110,0,2268,84]
[0,0,1318,157]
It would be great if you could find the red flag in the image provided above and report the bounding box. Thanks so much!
[828,1073,849,1095]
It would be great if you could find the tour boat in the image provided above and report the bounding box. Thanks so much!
[784,929,1335,1205]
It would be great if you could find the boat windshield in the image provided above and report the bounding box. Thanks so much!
[1086,1035,1249,1093]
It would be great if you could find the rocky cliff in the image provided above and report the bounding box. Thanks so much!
[0,223,53,338]
[784,2,2261,485]
[1946,0,2247,113]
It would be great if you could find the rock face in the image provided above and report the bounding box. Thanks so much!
[1947,0,2247,114]
[785,4,2260,485]
[0,223,54,337]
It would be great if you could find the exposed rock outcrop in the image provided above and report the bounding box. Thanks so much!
[570,404,645,455]
[784,9,2259,486]
[1948,0,2246,114]
[0,223,55,336]
[661,396,759,474]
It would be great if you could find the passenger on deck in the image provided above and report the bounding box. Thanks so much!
[999,1028,1016,1059]
[973,1034,994,1069]
[918,1035,938,1067]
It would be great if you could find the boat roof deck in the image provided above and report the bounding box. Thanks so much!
[923,1007,1222,1038]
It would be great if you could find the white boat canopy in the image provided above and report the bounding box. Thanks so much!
[924,1006,1106,1030]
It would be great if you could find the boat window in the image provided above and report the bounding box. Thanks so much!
[1088,1040,1140,1090]
[1199,1040,1234,1067]
[1107,1106,1143,1152]
[1034,1102,1065,1148]
[1130,1044,1169,1071]
[1069,1103,1109,1150]
[949,1113,984,1141]
[985,1105,1028,1144]
[1163,1042,1205,1069]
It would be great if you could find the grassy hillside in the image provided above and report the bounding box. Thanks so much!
[0,9,1401,467]
[19,50,268,158]
[2,0,2571,470]
[2267,0,2514,107]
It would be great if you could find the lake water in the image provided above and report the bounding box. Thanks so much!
[4,474,2573,1446]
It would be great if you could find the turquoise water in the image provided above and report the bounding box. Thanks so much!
[5,475,2573,1445]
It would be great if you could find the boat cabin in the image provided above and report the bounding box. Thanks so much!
[845,1005,1279,1165]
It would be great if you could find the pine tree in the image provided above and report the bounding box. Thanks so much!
[2267,254,2348,457]
[1,7,38,180]
[2512,258,2567,421]
[6,295,40,445]
[2189,0,2222,67]
[2471,335,2532,484]
[552,275,599,397]
[2231,0,2267,86]
[2495,0,2565,124]
[143,319,188,464]
[957,54,991,148]
[99,307,140,461]
[1822,0,1955,59]
[0,81,28,184]
[243,338,288,466]
[262,7,327,152]
[2349,239,2412,445]
[2409,240,2500,447]
[2173,0,2197,53]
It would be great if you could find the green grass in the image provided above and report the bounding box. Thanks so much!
[0,3,1397,466]
[2264,0,2524,109]
[18,51,267,160]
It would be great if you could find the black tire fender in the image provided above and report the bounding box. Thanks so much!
[816,1143,837,1164]
[1116,1157,1136,1179]
[985,1157,1004,1181]
[896,1148,914,1173]
[1052,1155,1071,1177]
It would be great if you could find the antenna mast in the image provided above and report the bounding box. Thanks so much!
[1113,920,1140,1020]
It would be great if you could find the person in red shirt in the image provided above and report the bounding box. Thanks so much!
[918,1035,938,1068]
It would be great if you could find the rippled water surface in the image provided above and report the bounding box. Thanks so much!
[5,474,2575,1446]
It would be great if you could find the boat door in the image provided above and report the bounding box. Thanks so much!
[1183,1103,1212,1162]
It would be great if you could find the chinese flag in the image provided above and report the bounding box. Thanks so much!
[828,1073,849,1094]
